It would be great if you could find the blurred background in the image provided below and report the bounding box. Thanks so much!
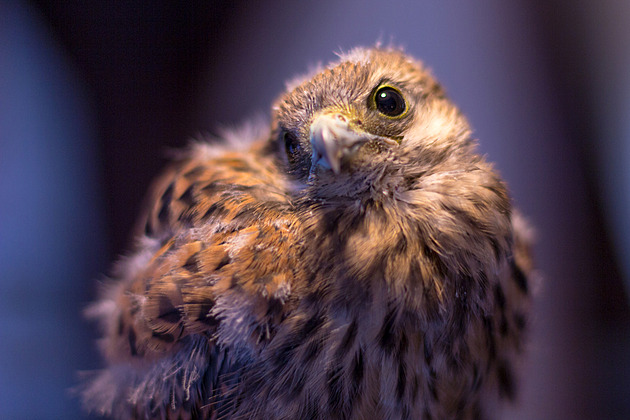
[1,0,629,418]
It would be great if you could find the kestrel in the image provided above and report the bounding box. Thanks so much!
[83,47,533,419]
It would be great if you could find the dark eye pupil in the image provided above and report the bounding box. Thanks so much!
[284,132,300,164]
[375,87,406,117]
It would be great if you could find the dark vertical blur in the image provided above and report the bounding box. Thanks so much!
[1,0,627,418]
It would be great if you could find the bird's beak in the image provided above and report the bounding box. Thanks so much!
[310,113,390,174]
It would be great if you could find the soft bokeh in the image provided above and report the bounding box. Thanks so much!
[1,1,628,418]
[0,1,105,417]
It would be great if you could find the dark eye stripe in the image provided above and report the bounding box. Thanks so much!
[284,131,301,164]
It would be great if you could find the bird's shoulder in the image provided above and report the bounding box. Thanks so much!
[119,134,308,352]
[84,134,311,418]
[139,135,292,240]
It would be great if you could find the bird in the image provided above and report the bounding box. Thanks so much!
[82,46,533,420]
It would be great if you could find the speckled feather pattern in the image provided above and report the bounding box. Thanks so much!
[83,47,533,419]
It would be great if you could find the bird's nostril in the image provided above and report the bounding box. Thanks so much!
[334,114,347,123]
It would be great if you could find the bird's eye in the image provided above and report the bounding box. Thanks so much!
[373,86,407,118]
[283,131,301,164]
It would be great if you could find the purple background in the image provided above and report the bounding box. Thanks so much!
[1,1,628,418]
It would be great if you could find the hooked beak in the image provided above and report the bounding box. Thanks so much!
[309,113,397,175]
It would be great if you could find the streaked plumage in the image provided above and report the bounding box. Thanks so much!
[83,47,533,419]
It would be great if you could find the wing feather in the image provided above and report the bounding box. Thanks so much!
[84,136,301,419]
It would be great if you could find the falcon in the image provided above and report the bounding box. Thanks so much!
[83,47,533,419]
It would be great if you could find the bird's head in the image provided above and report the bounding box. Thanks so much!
[271,47,474,199]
